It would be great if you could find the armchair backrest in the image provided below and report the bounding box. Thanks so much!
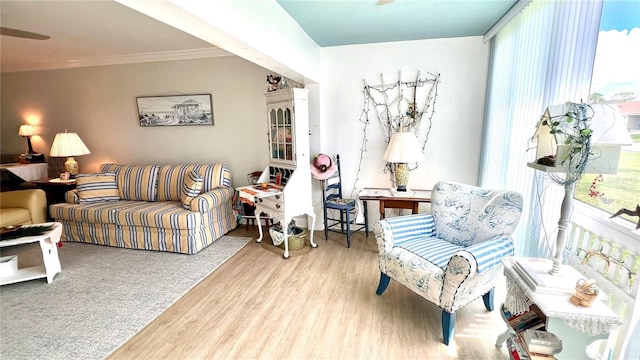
[431,181,523,247]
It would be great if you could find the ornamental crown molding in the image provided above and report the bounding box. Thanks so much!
[1,48,232,73]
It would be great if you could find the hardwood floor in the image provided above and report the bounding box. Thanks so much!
[108,227,511,360]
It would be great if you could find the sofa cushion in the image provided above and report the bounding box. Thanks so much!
[181,170,203,210]
[50,200,138,224]
[112,201,202,229]
[100,164,160,201]
[157,164,231,202]
[76,173,120,204]
[50,200,202,229]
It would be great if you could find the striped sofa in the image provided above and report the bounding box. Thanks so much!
[50,163,237,254]
[374,180,523,345]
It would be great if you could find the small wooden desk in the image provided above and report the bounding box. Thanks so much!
[359,188,432,220]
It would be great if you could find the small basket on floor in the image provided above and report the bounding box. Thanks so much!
[269,226,307,251]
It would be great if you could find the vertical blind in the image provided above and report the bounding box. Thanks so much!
[479,0,603,257]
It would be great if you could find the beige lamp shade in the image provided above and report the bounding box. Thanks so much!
[18,124,35,137]
[50,132,91,176]
[50,132,91,157]
[383,131,425,163]
[18,125,37,154]
[383,131,425,191]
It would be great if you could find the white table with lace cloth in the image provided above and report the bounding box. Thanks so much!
[496,257,622,360]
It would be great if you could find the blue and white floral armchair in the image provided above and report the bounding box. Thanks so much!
[373,180,523,345]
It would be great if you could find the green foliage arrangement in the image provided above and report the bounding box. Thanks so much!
[0,224,54,240]
[542,102,594,183]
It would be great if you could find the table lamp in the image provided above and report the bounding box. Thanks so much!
[383,131,425,191]
[49,131,91,176]
[18,125,37,154]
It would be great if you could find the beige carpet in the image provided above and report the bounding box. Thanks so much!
[0,235,251,360]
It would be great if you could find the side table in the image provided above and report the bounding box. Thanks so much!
[0,222,63,285]
[358,188,432,221]
[29,178,76,220]
[496,257,622,359]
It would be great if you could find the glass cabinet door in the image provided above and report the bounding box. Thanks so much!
[269,105,295,163]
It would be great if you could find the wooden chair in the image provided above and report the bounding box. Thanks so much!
[321,155,367,247]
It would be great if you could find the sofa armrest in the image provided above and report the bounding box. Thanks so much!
[65,189,80,204]
[373,213,436,255]
[0,189,47,224]
[190,187,234,213]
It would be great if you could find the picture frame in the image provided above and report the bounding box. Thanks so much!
[136,94,214,126]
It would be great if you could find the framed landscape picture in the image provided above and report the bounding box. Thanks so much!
[136,94,214,126]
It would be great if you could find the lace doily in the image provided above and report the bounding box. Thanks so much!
[504,278,533,316]
[562,314,622,336]
[504,264,623,336]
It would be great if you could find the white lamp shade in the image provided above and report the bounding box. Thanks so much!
[18,125,35,137]
[50,132,91,157]
[383,131,425,163]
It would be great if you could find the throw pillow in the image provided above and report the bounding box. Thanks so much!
[101,164,160,201]
[180,170,203,210]
[75,172,120,204]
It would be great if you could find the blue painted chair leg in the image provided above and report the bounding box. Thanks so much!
[376,273,391,295]
[345,209,351,248]
[441,310,455,345]
[482,288,495,311]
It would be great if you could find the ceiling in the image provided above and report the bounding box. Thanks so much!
[0,0,517,72]
[276,0,518,47]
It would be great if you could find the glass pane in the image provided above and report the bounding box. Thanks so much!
[270,109,276,125]
[284,126,292,144]
[576,0,640,224]
[285,108,292,125]
[277,109,283,125]
[286,145,293,160]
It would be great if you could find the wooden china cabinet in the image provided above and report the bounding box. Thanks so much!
[237,88,317,258]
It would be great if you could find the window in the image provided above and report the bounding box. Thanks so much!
[575,0,640,225]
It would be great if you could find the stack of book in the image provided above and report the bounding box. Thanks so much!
[505,305,546,333]
[507,333,559,360]
[522,329,562,356]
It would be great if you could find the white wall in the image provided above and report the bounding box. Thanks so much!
[1,56,271,186]
[317,37,490,224]
[1,36,490,230]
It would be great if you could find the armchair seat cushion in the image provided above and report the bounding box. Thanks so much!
[396,236,463,270]
[396,235,514,273]
[0,208,32,227]
[0,189,47,226]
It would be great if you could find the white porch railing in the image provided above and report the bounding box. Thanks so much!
[564,201,640,360]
